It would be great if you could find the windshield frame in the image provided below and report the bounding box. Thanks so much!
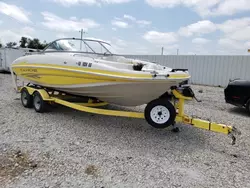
[42,37,115,55]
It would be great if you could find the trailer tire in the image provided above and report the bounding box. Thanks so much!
[145,98,176,129]
[245,98,250,114]
[33,91,47,113]
[21,88,33,108]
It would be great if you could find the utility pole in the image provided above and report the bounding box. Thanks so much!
[79,29,86,50]
[161,47,164,55]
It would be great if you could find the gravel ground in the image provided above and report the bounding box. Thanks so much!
[1,73,250,188]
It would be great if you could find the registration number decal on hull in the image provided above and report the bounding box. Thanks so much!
[76,61,92,67]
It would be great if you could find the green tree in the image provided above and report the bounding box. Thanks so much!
[27,38,48,50]
[19,37,28,48]
[27,38,39,49]
[6,42,17,48]
[39,40,48,49]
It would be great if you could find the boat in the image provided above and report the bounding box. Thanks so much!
[10,37,190,106]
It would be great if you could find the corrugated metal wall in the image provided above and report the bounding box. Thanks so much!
[0,48,33,72]
[123,55,250,87]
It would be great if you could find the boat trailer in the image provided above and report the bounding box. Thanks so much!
[16,84,241,145]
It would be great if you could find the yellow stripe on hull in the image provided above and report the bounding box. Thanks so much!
[12,67,149,85]
[168,74,190,78]
[12,62,152,79]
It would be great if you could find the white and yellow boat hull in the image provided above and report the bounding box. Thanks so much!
[11,53,190,106]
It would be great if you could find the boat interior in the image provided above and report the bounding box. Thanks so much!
[36,38,171,73]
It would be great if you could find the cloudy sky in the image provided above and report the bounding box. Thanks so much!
[0,0,250,55]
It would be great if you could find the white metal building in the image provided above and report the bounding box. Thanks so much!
[0,48,33,72]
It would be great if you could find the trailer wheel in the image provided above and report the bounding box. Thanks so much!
[21,88,33,108]
[33,91,47,113]
[245,98,250,114]
[145,98,176,129]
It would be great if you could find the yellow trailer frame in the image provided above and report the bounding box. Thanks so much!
[17,85,241,145]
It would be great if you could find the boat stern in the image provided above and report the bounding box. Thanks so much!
[138,61,190,83]
[10,56,32,92]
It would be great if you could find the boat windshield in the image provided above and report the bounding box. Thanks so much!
[43,38,116,55]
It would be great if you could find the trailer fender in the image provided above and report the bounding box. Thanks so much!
[24,87,51,101]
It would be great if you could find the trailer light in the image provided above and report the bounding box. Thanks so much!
[232,96,240,99]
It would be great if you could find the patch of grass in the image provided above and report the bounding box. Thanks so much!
[0,150,38,184]
[84,164,99,177]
